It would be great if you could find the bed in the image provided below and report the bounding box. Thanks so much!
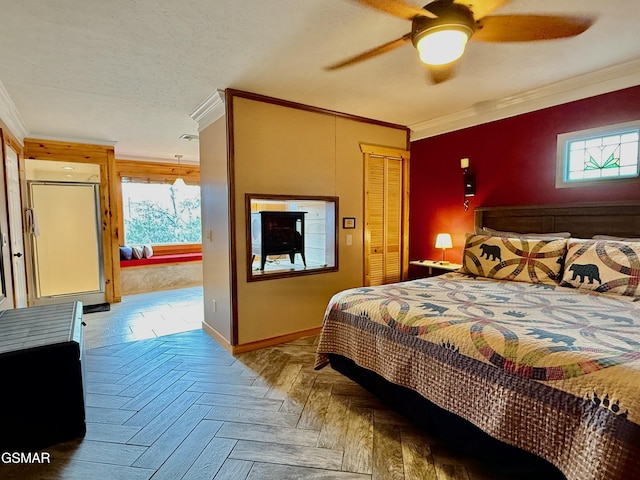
[315,203,640,480]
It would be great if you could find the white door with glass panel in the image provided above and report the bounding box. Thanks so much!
[28,181,105,306]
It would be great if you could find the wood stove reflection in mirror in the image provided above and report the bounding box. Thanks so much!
[246,194,338,281]
[251,211,307,271]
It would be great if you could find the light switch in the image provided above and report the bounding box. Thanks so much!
[346,234,352,246]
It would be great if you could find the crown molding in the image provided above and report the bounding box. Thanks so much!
[0,81,29,143]
[27,134,117,147]
[409,58,640,141]
[190,89,226,131]
[117,154,198,165]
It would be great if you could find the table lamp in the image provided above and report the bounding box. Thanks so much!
[435,233,453,264]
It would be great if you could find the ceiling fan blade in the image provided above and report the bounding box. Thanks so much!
[325,33,412,70]
[352,0,437,19]
[473,15,594,42]
[456,0,510,21]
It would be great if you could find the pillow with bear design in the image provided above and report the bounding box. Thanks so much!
[460,233,567,285]
[561,239,640,296]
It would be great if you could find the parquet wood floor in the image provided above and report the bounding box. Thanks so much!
[0,289,566,479]
[82,286,205,350]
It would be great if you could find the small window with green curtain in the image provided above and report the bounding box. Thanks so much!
[556,121,640,188]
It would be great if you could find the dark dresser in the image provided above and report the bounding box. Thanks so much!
[0,302,86,450]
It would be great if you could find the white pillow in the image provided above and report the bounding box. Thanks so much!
[143,244,154,258]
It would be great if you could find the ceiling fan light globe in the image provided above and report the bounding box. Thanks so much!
[416,29,469,66]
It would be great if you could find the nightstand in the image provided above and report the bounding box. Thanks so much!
[409,260,462,279]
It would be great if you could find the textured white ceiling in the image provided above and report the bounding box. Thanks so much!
[1,0,639,163]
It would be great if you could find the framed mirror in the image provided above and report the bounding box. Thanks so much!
[246,194,338,281]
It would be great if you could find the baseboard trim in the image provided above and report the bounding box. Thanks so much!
[232,327,322,354]
[201,322,233,354]
[202,323,322,354]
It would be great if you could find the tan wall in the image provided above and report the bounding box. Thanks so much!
[199,116,233,341]
[231,96,407,345]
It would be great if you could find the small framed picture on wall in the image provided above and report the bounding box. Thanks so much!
[342,217,356,229]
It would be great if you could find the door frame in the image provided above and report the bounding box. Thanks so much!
[0,140,14,309]
[361,143,410,286]
[4,143,27,307]
[23,139,121,305]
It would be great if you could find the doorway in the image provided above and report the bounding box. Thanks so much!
[361,144,410,287]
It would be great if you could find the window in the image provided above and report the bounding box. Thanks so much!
[122,181,201,246]
[556,121,640,188]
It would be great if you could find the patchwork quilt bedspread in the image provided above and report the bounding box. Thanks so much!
[315,273,640,480]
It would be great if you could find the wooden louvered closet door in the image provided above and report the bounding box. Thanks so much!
[362,145,409,287]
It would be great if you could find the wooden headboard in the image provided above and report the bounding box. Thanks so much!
[475,202,640,238]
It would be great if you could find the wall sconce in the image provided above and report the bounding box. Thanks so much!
[435,233,453,264]
[461,157,475,211]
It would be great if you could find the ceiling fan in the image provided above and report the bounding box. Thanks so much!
[327,0,594,82]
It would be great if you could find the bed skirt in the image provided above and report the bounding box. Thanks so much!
[327,353,565,478]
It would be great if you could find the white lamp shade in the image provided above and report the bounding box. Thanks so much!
[416,29,469,66]
[173,177,186,188]
[435,233,453,249]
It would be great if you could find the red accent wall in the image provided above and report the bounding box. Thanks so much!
[409,85,640,265]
